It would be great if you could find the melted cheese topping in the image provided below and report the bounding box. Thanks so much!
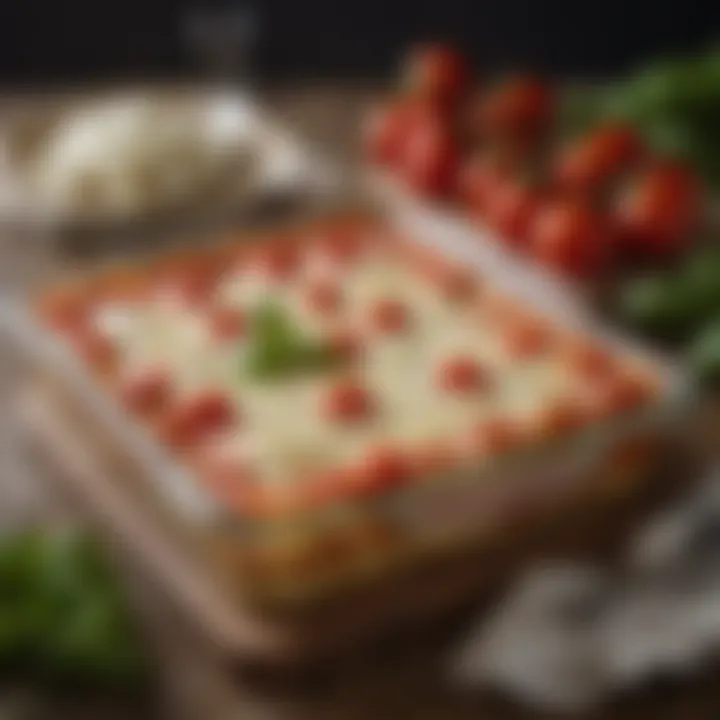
[93,244,595,489]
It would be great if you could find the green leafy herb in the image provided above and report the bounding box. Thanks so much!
[245,302,343,380]
[250,302,295,345]
[617,247,720,342]
[689,321,720,385]
[0,529,149,689]
[560,46,720,187]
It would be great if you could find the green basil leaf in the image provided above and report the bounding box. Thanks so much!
[245,301,344,380]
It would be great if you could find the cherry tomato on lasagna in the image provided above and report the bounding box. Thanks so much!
[322,380,374,422]
[502,318,553,359]
[121,366,173,415]
[369,298,411,334]
[305,281,343,315]
[354,446,411,494]
[437,356,490,393]
[161,391,235,447]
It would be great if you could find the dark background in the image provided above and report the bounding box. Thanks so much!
[0,1,718,85]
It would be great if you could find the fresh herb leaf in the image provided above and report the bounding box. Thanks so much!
[560,46,720,187]
[250,301,295,345]
[245,302,344,380]
[0,529,148,689]
[689,321,720,385]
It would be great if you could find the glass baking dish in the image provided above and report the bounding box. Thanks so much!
[0,211,695,632]
[367,170,603,315]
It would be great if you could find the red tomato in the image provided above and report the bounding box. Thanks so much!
[400,114,459,198]
[478,77,554,140]
[484,179,541,246]
[555,123,643,192]
[369,298,410,334]
[437,356,489,393]
[322,381,373,422]
[563,337,615,381]
[440,268,478,302]
[529,199,609,277]
[503,319,553,359]
[209,306,246,341]
[614,162,702,257]
[354,447,410,494]
[363,97,419,167]
[410,247,477,300]
[402,44,469,108]
[456,153,513,212]
[122,367,172,415]
[162,391,235,447]
[306,281,342,314]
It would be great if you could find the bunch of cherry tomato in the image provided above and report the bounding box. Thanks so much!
[364,44,704,279]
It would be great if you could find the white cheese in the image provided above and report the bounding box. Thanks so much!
[103,251,584,486]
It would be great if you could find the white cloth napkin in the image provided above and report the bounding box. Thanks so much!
[452,468,720,713]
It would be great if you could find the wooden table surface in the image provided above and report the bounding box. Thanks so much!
[1,85,719,720]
